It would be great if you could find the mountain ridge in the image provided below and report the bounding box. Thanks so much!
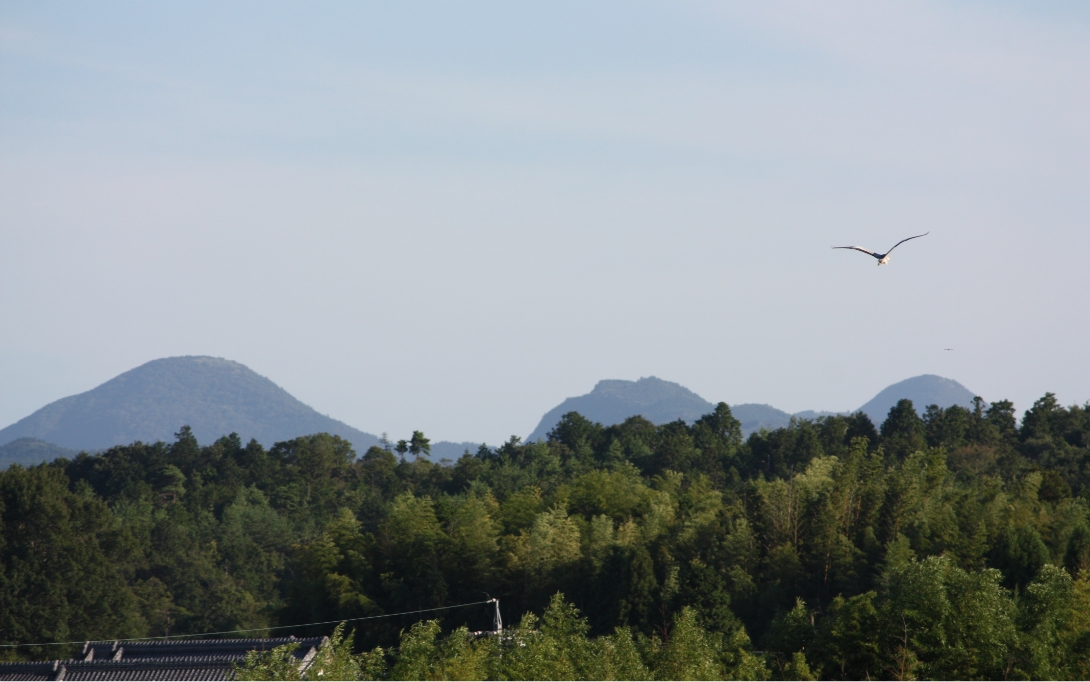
[526,374,979,439]
[1,358,980,470]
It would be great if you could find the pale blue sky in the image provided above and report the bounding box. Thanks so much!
[2,1,1088,444]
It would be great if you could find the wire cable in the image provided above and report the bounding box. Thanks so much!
[0,599,496,649]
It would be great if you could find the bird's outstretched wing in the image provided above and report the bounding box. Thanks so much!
[885,232,929,254]
[832,245,880,259]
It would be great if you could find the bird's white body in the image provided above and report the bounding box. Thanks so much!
[833,232,929,265]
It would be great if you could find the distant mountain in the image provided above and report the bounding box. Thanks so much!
[793,410,843,421]
[527,377,804,440]
[731,404,794,434]
[0,437,77,469]
[856,374,977,425]
[430,441,484,461]
[2,360,979,470]
[527,374,977,442]
[527,377,716,442]
[0,356,381,455]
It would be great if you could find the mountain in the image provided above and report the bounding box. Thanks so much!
[731,404,794,434]
[2,360,979,470]
[429,441,484,462]
[525,378,832,440]
[527,377,716,442]
[793,410,843,421]
[856,374,977,425]
[0,356,381,455]
[527,374,977,442]
[0,437,78,469]
[526,377,803,440]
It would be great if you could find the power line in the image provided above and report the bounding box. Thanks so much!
[0,599,496,649]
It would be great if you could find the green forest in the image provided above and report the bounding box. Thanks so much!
[2,394,1089,680]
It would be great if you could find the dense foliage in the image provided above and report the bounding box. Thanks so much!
[2,394,1090,679]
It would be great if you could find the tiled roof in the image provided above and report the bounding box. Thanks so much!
[0,660,63,681]
[0,658,231,681]
[81,637,325,662]
[0,637,327,681]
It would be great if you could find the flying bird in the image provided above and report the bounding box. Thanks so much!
[833,232,929,265]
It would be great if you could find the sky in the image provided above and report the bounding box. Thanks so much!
[2,1,1089,445]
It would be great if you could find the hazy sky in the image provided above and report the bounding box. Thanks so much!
[2,1,1088,445]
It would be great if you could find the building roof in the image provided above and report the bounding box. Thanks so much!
[0,637,326,681]
[80,637,325,662]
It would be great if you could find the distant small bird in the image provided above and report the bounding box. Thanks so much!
[833,232,929,265]
[944,348,954,351]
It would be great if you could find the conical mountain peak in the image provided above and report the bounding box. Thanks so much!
[0,356,380,453]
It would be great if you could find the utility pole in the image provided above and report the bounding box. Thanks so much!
[490,598,502,634]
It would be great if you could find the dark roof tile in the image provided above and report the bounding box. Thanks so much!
[0,660,63,681]
[5,637,327,681]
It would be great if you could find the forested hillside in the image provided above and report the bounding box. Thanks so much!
[2,394,1089,679]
